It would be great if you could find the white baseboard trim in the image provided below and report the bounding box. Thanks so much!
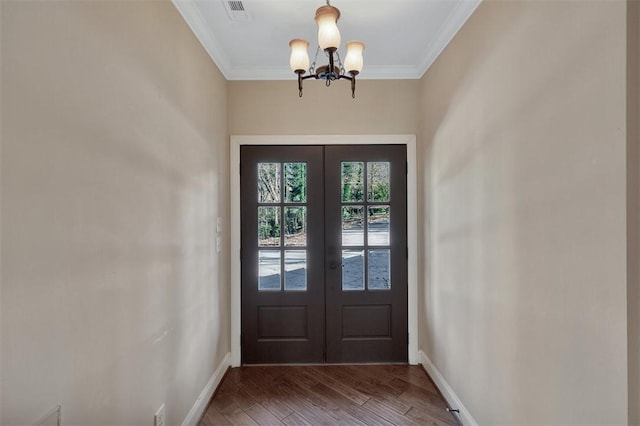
[419,350,478,426]
[182,352,231,426]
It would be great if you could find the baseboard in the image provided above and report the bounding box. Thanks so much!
[419,350,478,426]
[181,352,231,426]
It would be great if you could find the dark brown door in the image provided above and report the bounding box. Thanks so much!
[325,145,407,363]
[241,145,407,364]
[240,146,325,363]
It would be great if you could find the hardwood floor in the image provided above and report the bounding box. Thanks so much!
[198,365,460,426]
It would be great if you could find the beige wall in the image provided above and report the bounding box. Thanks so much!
[629,0,640,423]
[418,1,629,424]
[1,0,637,424]
[228,80,418,135]
[0,1,229,425]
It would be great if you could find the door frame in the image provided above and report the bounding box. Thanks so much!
[230,135,418,366]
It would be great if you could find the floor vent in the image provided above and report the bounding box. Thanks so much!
[223,0,251,22]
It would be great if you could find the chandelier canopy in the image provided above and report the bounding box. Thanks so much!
[289,1,365,98]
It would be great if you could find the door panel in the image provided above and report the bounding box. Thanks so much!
[241,146,325,364]
[241,144,407,364]
[325,145,407,363]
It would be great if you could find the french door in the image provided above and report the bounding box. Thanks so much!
[240,145,407,364]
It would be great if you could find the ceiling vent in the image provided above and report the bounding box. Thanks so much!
[222,0,251,22]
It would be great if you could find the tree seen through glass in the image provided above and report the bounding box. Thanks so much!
[258,162,308,248]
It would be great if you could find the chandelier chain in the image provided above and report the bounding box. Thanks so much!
[309,45,321,75]
[335,50,345,76]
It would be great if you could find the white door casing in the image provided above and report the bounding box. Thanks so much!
[230,135,418,366]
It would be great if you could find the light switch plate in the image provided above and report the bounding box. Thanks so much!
[154,404,165,426]
[216,217,222,233]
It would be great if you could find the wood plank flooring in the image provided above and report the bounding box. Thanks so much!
[199,365,460,426]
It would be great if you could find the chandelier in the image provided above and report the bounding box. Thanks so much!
[288,1,365,98]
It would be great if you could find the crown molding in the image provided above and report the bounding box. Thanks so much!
[225,64,423,81]
[416,0,482,77]
[224,65,294,81]
[173,0,482,81]
[172,0,233,79]
[352,65,425,80]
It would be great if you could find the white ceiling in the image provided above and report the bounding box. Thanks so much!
[172,0,481,80]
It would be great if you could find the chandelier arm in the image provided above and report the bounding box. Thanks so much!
[329,50,334,71]
[336,73,357,98]
[351,74,356,98]
[297,72,317,97]
[329,49,339,85]
[296,71,304,97]
[328,49,335,79]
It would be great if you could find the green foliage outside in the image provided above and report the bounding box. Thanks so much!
[258,163,307,244]
[257,161,390,242]
[342,162,364,205]
[342,162,390,222]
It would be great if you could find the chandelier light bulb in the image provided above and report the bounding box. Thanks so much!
[289,39,310,73]
[315,5,341,51]
[344,41,365,74]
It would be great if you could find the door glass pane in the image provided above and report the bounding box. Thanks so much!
[285,250,307,291]
[368,249,390,290]
[342,249,364,291]
[341,162,364,202]
[284,207,306,246]
[258,163,281,203]
[368,206,390,246]
[342,206,364,246]
[367,162,390,202]
[259,250,281,291]
[258,207,280,246]
[284,162,307,203]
